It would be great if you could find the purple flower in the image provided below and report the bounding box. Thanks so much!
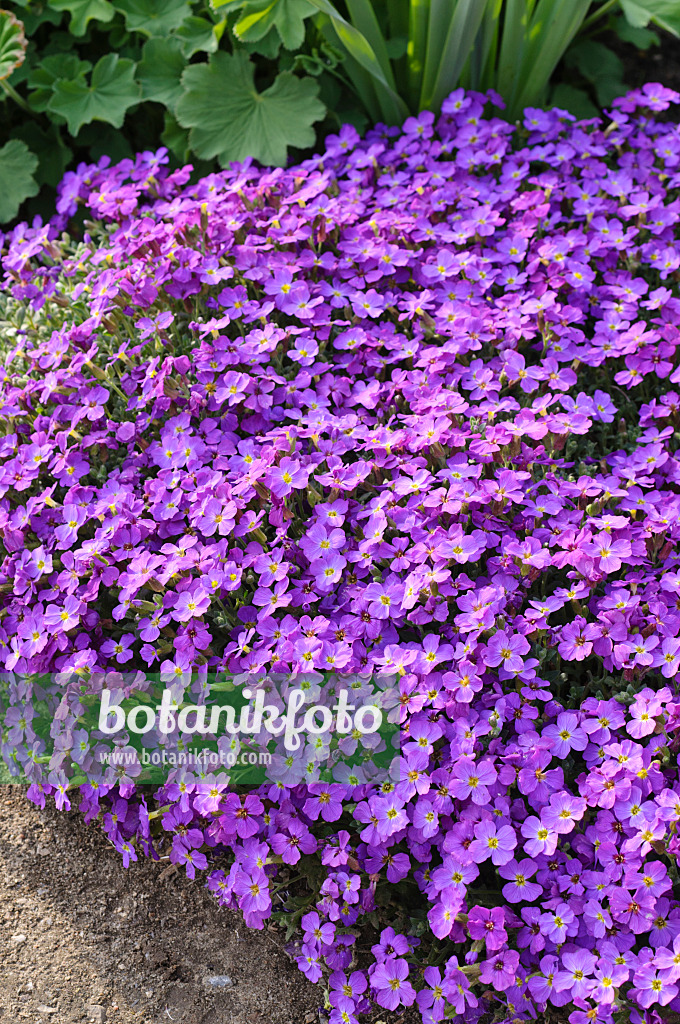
[370,957,416,1010]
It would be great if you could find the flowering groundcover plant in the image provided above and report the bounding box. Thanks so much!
[2,82,680,1023]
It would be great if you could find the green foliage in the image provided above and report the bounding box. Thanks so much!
[113,0,192,36]
[137,37,185,105]
[0,139,38,221]
[0,7,25,80]
[49,0,115,36]
[0,0,677,225]
[48,54,140,134]
[621,0,680,34]
[175,49,324,165]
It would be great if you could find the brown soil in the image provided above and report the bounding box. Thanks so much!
[0,786,319,1024]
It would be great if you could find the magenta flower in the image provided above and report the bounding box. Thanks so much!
[479,950,520,991]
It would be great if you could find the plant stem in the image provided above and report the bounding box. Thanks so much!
[0,79,33,115]
[581,0,619,32]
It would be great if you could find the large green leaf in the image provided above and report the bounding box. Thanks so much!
[233,0,317,49]
[113,0,191,35]
[48,0,115,36]
[175,50,325,166]
[621,0,680,35]
[48,54,140,136]
[0,8,26,81]
[0,139,39,223]
[27,54,92,112]
[137,36,185,107]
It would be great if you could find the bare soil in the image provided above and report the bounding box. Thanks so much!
[0,787,319,1024]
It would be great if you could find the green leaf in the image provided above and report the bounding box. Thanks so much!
[173,15,218,56]
[7,0,61,34]
[0,139,39,223]
[27,54,92,112]
[614,14,659,48]
[550,83,599,121]
[161,110,191,161]
[175,50,325,166]
[241,23,282,57]
[419,0,490,112]
[48,0,115,36]
[137,36,185,107]
[304,0,408,123]
[48,54,140,136]
[621,0,680,35]
[233,0,317,49]
[10,122,72,188]
[505,0,593,119]
[0,8,26,81]
[565,39,627,108]
[113,0,191,35]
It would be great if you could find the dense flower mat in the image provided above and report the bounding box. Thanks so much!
[2,82,680,1023]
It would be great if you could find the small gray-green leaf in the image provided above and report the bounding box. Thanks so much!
[113,0,191,35]
[48,54,140,136]
[137,37,185,108]
[0,139,39,223]
[175,50,325,167]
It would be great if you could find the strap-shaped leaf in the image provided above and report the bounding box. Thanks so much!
[505,0,593,118]
[302,0,408,123]
[175,50,325,166]
[0,139,38,223]
[419,0,490,112]
[0,8,26,81]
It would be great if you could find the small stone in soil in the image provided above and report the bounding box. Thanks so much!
[203,975,232,988]
[85,1005,106,1024]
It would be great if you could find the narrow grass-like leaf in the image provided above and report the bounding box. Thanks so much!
[420,0,490,112]
[305,0,407,122]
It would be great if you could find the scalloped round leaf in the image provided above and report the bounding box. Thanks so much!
[234,0,317,50]
[137,37,185,108]
[175,50,325,167]
[174,16,218,57]
[47,54,140,136]
[0,8,27,81]
[0,139,39,223]
[621,0,680,34]
[27,54,92,113]
[49,0,115,36]
[113,0,191,36]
